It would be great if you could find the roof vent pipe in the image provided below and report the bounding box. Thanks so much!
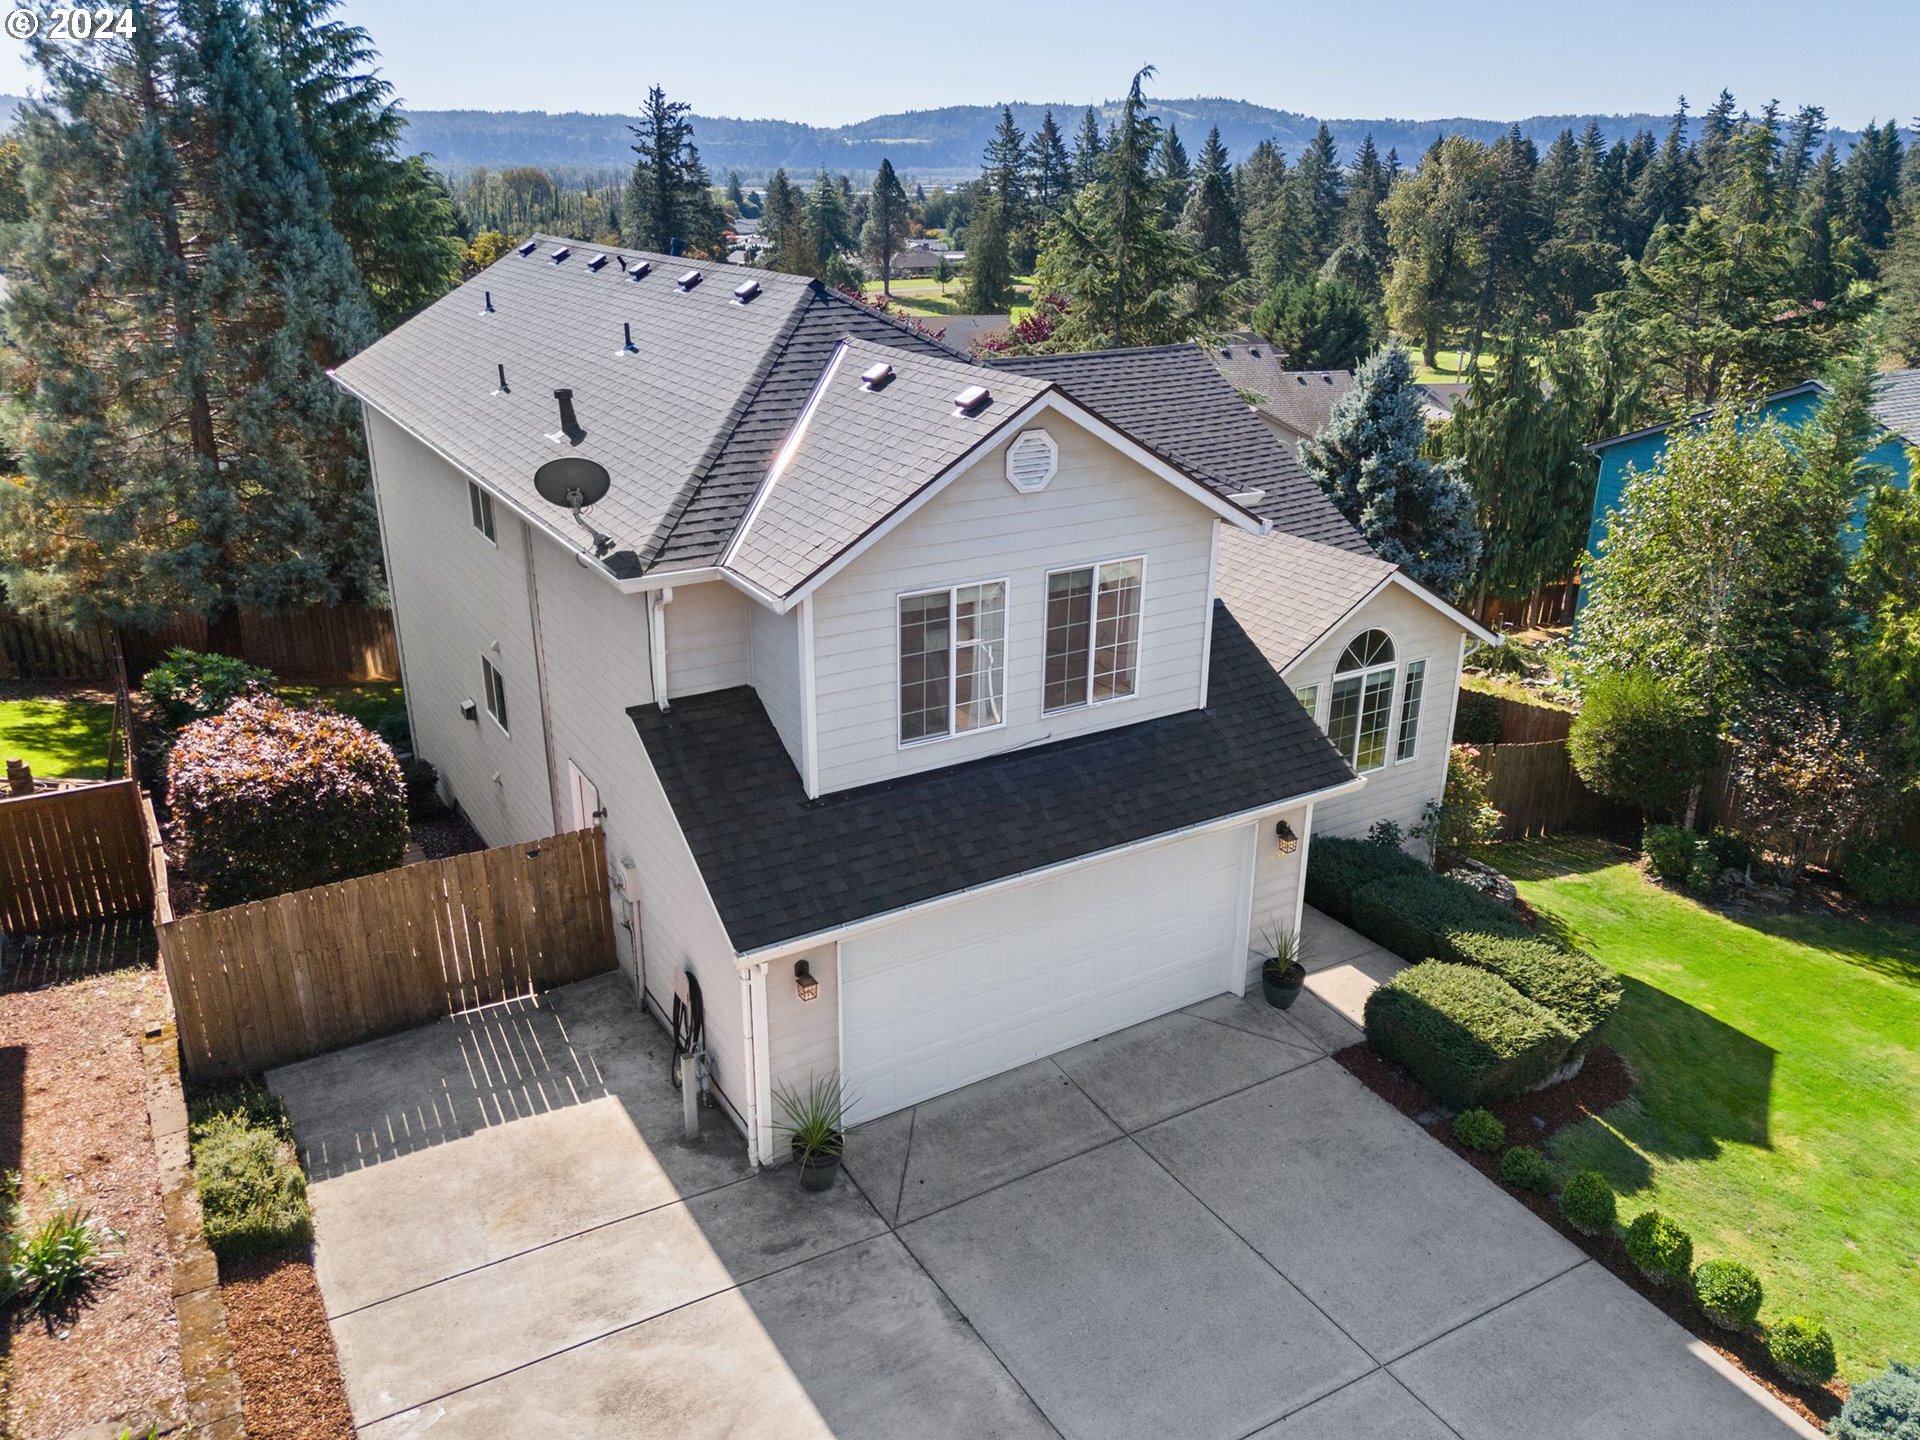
[483,289,494,314]
[553,388,585,445]
[494,363,509,395]
[622,321,637,354]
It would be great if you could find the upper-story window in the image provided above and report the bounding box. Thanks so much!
[899,581,1007,745]
[1044,558,1142,713]
[481,654,509,733]
[468,480,496,542]
[1327,630,1396,772]
[1396,659,1427,762]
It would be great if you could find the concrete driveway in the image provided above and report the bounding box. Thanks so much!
[271,972,1814,1439]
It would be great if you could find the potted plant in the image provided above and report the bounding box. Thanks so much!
[773,1074,849,1192]
[1259,921,1306,1009]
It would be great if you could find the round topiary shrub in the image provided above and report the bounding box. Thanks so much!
[1452,1107,1506,1153]
[1499,1145,1554,1193]
[1768,1316,1838,1388]
[1624,1210,1694,1286]
[1557,1169,1617,1235]
[1691,1259,1763,1332]
[169,695,406,908]
[1829,1360,1920,1439]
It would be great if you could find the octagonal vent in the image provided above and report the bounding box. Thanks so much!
[1004,429,1058,494]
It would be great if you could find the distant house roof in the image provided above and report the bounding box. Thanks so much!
[1590,373,1920,453]
[887,248,944,272]
[1417,382,1469,420]
[1204,342,1354,440]
[936,314,1009,354]
[630,602,1359,955]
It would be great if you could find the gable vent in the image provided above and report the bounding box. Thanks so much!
[586,252,610,272]
[1004,429,1058,493]
[516,239,537,257]
[860,361,895,391]
[732,278,762,304]
[953,384,991,416]
[676,269,702,291]
[550,245,571,264]
[627,259,651,281]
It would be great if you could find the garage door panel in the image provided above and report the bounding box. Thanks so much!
[841,826,1253,1124]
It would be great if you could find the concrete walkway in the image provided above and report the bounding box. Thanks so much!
[272,968,1815,1440]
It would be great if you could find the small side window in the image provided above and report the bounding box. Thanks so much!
[481,655,509,733]
[1294,684,1319,720]
[469,481,497,542]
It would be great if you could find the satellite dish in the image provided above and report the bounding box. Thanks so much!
[534,455,610,509]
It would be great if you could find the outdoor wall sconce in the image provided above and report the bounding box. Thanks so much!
[1274,820,1299,855]
[459,698,478,722]
[794,960,820,1003]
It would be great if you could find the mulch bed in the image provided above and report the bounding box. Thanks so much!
[220,1251,355,1440]
[0,962,187,1439]
[411,805,487,861]
[1334,1041,1846,1428]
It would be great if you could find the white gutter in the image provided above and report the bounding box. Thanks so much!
[730,769,1369,971]
[646,587,673,712]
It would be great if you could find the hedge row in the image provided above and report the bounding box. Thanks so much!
[1445,932,1622,1058]
[1303,837,1426,925]
[1348,869,1531,964]
[1362,963,1574,1108]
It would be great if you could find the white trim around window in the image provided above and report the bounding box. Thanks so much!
[468,480,497,544]
[1043,555,1146,715]
[896,577,1010,748]
[1395,657,1429,764]
[481,653,510,735]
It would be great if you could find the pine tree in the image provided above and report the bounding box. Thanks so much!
[1,0,379,632]
[725,169,745,210]
[1179,126,1240,312]
[1289,121,1345,266]
[1465,126,1540,366]
[1780,104,1826,209]
[1629,100,1695,246]
[1153,122,1190,222]
[1251,276,1372,370]
[1026,109,1074,222]
[1885,173,1920,364]
[759,167,811,275]
[963,192,1015,311]
[806,169,854,282]
[982,104,1029,267]
[255,0,462,329]
[1340,133,1391,281]
[1794,144,1849,303]
[1072,107,1104,189]
[1697,89,1739,198]
[861,157,910,296]
[1842,119,1905,269]
[623,84,723,256]
[1299,343,1481,598]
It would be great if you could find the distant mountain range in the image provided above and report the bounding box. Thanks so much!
[392,97,1871,183]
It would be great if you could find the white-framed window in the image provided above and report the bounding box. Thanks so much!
[481,654,509,734]
[1326,629,1396,772]
[898,580,1007,745]
[1044,557,1143,713]
[468,481,497,542]
[1295,683,1319,720]
[1396,659,1427,762]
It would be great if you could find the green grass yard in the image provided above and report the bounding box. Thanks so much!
[1498,838,1920,1379]
[860,274,1033,319]
[0,697,114,779]
[276,681,406,735]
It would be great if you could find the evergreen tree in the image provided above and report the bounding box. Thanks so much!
[1289,121,1345,266]
[1780,104,1826,209]
[1026,109,1074,221]
[623,84,723,255]
[759,167,811,275]
[982,104,1029,265]
[1629,100,1696,245]
[255,0,462,329]
[1465,125,1540,366]
[725,169,745,210]
[1885,177,1920,364]
[1251,276,1372,370]
[1,0,379,633]
[1300,344,1482,598]
[1697,89,1740,197]
[1072,106,1104,189]
[1153,121,1190,221]
[806,169,855,282]
[1842,119,1905,268]
[1794,144,1849,303]
[1340,133,1391,282]
[1179,126,1240,313]
[861,157,910,296]
[963,192,1015,311]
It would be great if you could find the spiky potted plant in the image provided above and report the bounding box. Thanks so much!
[1259,920,1306,1009]
[773,1074,849,1193]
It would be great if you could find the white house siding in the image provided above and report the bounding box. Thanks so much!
[663,580,752,699]
[365,408,553,847]
[809,415,1217,795]
[764,942,838,1102]
[1249,803,1310,951]
[1283,583,1464,839]
[747,597,805,775]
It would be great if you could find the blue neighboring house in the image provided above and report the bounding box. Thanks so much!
[1578,371,1920,615]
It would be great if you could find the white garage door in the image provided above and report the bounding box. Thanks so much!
[840,824,1254,1123]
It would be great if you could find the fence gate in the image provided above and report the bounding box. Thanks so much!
[0,780,154,933]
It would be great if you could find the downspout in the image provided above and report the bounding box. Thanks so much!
[739,968,760,1166]
[647,587,674,712]
[749,961,775,1167]
[522,521,563,833]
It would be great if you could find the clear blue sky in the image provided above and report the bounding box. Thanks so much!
[1,0,1915,129]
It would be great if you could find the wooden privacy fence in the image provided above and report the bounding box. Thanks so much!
[0,780,155,933]
[159,825,619,1081]
[1474,740,1635,841]
[1,602,398,682]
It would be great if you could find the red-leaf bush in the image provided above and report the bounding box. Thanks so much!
[169,695,406,907]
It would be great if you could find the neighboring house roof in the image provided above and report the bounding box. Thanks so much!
[1588,372,1920,453]
[1417,382,1469,420]
[1204,342,1354,440]
[888,249,944,271]
[630,602,1359,955]
[937,314,1009,353]
[988,345,1371,556]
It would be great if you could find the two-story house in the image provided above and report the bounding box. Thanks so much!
[331,238,1492,1164]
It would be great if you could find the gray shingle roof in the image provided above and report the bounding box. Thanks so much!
[630,601,1357,954]
[1871,369,1920,446]
[1204,343,1355,441]
[1214,526,1395,671]
[987,345,1371,555]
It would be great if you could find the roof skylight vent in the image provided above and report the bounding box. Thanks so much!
[587,252,610,272]
[860,361,896,391]
[953,384,992,416]
[676,269,702,291]
[550,245,571,264]
[628,259,651,281]
[732,278,762,304]
[516,239,537,257]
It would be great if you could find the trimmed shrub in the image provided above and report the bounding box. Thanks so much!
[141,647,276,733]
[399,756,448,821]
[1453,690,1505,745]
[1446,931,1622,1058]
[1304,835,1426,926]
[1768,1316,1839,1388]
[189,1088,312,1261]
[1349,869,1530,965]
[1363,962,1574,1108]
[1691,1259,1763,1332]
[169,695,406,908]
[1707,828,1755,873]
[1643,823,1699,882]
[1558,1169,1617,1235]
[1624,1210,1693,1286]
[1567,664,1716,816]
[1451,1107,1505,1153]
[1685,846,1721,895]
[1830,1360,1920,1439]
[1847,845,1920,909]
[1499,1145,1555,1193]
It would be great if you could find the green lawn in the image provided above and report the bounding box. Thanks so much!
[861,274,1034,319]
[277,681,406,736]
[0,698,114,779]
[1498,838,1920,1379]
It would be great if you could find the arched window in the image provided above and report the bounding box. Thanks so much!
[1328,629,1397,772]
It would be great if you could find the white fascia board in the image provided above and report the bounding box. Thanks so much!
[1283,569,1499,674]
[729,769,1368,971]
[755,390,1267,616]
